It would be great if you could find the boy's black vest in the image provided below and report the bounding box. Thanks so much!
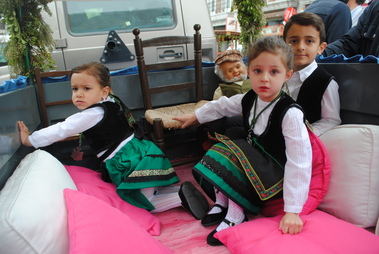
[296,66,334,123]
[241,90,303,167]
[81,100,134,159]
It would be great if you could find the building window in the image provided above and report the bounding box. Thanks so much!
[0,17,8,65]
[216,0,222,13]
[209,0,216,13]
[226,0,232,9]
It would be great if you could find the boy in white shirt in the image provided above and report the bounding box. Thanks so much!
[283,12,341,136]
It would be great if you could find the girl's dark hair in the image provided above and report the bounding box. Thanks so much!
[283,12,326,43]
[247,36,294,70]
[71,62,111,87]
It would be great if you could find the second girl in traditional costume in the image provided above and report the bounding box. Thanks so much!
[174,36,312,245]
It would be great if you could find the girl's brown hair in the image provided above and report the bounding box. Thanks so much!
[71,62,111,87]
[247,36,294,71]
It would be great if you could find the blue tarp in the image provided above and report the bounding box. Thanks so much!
[317,54,379,63]
[242,54,379,64]
[0,56,378,94]
[0,76,28,94]
[36,62,216,84]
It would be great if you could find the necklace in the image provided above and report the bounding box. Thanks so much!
[250,91,283,130]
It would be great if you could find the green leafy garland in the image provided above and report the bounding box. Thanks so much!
[0,0,54,76]
[233,0,266,50]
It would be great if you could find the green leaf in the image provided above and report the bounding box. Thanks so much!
[2,0,54,76]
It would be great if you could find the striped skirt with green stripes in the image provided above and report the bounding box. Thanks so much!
[194,133,284,214]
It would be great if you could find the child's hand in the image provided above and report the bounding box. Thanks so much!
[279,212,303,234]
[172,114,199,128]
[17,121,32,147]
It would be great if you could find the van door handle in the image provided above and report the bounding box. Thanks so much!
[159,51,183,58]
[54,38,67,49]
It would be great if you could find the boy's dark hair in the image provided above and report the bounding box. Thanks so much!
[283,12,326,43]
[71,62,111,87]
[247,36,294,71]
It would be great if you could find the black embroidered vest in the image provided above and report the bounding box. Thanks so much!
[241,90,302,166]
[296,66,334,123]
[81,100,134,157]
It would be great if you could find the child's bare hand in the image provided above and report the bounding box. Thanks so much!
[17,121,32,146]
[172,114,199,129]
[279,212,303,234]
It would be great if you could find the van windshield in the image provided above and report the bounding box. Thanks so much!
[65,0,175,34]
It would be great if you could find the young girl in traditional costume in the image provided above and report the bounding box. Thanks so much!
[18,62,208,217]
[174,36,312,245]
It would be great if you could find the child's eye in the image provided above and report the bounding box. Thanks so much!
[252,69,261,74]
[288,39,297,44]
[306,39,314,44]
[84,87,91,91]
[71,87,78,91]
[270,69,279,75]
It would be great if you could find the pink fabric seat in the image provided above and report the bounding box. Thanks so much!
[215,210,379,254]
[65,165,160,235]
[64,189,172,254]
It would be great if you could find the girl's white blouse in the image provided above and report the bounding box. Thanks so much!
[28,98,133,160]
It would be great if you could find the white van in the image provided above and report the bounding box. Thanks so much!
[42,0,217,71]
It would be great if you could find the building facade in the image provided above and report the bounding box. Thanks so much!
[206,0,313,39]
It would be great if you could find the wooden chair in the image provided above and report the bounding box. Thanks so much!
[133,24,207,150]
[34,68,79,140]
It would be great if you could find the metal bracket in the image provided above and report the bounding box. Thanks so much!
[100,30,135,64]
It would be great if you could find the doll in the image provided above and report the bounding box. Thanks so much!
[213,49,251,100]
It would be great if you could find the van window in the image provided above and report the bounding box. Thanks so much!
[65,0,175,35]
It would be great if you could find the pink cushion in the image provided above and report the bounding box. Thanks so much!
[261,130,330,216]
[64,189,171,254]
[215,210,379,254]
[65,165,160,235]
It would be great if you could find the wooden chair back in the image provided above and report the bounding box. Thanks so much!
[34,68,72,127]
[133,24,203,109]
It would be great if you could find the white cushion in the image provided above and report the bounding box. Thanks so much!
[0,150,76,254]
[319,124,379,228]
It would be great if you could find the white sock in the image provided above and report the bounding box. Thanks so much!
[148,186,182,213]
[140,187,156,201]
[216,199,245,232]
[208,188,228,214]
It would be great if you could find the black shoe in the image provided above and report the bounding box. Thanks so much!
[179,181,209,220]
[207,229,223,246]
[201,204,227,227]
[206,216,248,246]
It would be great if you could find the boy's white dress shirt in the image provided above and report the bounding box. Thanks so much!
[285,61,341,136]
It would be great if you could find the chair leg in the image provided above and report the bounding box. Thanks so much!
[153,118,165,150]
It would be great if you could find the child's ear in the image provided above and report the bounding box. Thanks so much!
[285,70,293,81]
[318,42,327,55]
[102,86,111,97]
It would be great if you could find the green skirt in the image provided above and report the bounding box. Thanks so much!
[194,134,284,214]
[105,138,179,210]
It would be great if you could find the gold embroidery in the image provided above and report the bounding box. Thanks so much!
[128,168,175,177]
